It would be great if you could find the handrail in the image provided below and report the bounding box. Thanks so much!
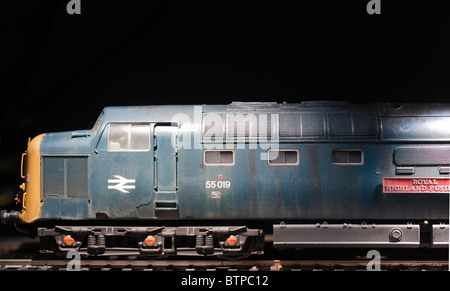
[20,152,27,179]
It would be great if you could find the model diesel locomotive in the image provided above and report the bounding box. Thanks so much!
[1,101,449,258]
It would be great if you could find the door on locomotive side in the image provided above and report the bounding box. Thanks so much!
[152,124,179,219]
[92,122,154,219]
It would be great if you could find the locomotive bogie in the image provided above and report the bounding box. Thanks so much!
[38,225,264,258]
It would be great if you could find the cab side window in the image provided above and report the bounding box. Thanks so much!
[108,123,150,151]
[97,123,150,152]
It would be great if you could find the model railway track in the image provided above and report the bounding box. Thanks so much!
[0,258,447,271]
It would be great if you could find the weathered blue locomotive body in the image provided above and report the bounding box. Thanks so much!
[2,102,449,257]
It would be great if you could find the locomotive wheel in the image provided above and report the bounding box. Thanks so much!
[217,237,258,260]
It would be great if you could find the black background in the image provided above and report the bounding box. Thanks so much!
[1,0,450,218]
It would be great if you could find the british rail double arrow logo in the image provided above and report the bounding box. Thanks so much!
[107,175,136,193]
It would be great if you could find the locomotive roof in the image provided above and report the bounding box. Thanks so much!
[100,101,450,119]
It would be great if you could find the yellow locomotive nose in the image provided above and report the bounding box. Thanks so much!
[18,134,45,223]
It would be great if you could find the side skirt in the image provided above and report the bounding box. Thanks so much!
[273,222,449,248]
